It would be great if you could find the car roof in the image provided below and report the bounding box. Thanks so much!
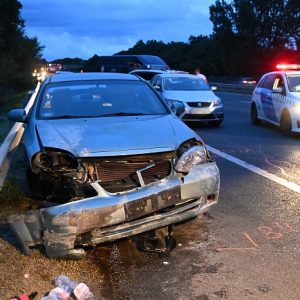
[129,69,166,74]
[155,73,197,78]
[46,72,141,83]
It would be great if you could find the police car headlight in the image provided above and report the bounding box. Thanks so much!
[213,99,223,107]
[295,103,300,114]
[175,145,208,173]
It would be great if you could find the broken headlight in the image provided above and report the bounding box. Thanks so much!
[32,149,79,172]
[175,145,209,173]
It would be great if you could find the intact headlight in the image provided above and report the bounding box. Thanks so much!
[212,99,223,107]
[165,99,183,108]
[32,149,78,172]
[175,145,209,173]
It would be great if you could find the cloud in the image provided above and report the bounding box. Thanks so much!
[21,0,215,60]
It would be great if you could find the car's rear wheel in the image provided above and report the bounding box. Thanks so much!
[280,110,292,135]
[251,103,261,125]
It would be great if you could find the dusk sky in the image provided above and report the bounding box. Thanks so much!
[21,0,217,61]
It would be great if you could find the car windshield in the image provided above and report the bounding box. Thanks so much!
[163,77,210,91]
[286,75,300,92]
[38,80,169,119]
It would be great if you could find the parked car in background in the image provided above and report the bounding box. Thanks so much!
[7,72,220,259]
[129,69,166,81]
[251,64,300,134]
[150,73,224,126]
[237,77,257,85]
[99,55,170,73]
[129,69,189,82]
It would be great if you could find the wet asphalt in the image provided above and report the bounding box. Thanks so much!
[89,92,300,299]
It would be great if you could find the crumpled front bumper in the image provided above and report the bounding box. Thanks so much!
[7,162,220,259]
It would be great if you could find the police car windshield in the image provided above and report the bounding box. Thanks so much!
[286,75,300,92]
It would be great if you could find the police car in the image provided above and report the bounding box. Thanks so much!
[251,64,300,133]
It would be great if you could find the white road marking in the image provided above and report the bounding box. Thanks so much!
[206,145,300,194]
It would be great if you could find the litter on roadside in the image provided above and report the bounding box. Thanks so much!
[11,275,93,300]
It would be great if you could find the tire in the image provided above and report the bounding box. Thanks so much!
[26,168,45,198]
[251,103,261,125]
[26,168,54,199]
[208,119,223,127]
[280,110,292,135]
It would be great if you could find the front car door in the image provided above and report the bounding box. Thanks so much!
[270,74,287,125]
[259,74,278,123]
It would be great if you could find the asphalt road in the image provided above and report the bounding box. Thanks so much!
[92,92,300,299]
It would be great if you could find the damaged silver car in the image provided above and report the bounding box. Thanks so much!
[7,73,220,259]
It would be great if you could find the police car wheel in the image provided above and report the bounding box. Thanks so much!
[251,103,261,125]
[280,111,292,134]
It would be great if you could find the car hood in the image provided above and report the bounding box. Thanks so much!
[163,90,219,102]
[35,115,196,157]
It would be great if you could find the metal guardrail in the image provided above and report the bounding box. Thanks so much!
[0,82,40,190]
[209,82,255,94]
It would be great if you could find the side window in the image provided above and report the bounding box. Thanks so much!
[273,75,284,89]
[257,77,266,87]
[261,75,276,90]
[273,74,286,94]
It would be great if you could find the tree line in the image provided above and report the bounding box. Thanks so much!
[1,0,300,98]
[114,0,300,79]
[0,0,43,98]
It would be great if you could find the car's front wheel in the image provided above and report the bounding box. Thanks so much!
[251,103,261,125]
[26,168,50,199]
[280,110,292,135]
[208,120,223,127]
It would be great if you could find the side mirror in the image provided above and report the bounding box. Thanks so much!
[171,102,185,116]
[272,87,283,94]
[153,85,162,92]
[8,109,27,123]
[211,86,217,91]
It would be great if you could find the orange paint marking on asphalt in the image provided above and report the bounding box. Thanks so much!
[258,226,283,240]
[282,223,300,233]
[216,247,257,252]
[243,232,259,248]
[216,232,259,252]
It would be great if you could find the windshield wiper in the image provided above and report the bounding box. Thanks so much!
[47,115,95,119]
[47,112,152,119]
[100,112,150,117]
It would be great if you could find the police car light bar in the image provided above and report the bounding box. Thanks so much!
[276,64,300,70]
